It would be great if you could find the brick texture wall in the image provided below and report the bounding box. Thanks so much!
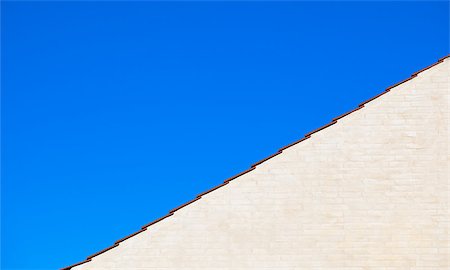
[71,58,449,270]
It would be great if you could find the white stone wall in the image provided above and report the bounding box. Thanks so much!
[72,58,449,270]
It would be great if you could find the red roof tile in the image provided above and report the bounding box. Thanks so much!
[61,55,449,270]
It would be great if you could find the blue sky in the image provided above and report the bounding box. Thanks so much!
[1,2,448,269]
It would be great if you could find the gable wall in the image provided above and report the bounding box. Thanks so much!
[74,58,449,270]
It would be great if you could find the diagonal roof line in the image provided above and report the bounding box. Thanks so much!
[61,55,449,270]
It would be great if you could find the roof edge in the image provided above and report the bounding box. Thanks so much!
[61,54,449,270]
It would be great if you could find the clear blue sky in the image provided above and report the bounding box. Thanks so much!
[1,2,448,269]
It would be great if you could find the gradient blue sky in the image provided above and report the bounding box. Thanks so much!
[2,1,448,270]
